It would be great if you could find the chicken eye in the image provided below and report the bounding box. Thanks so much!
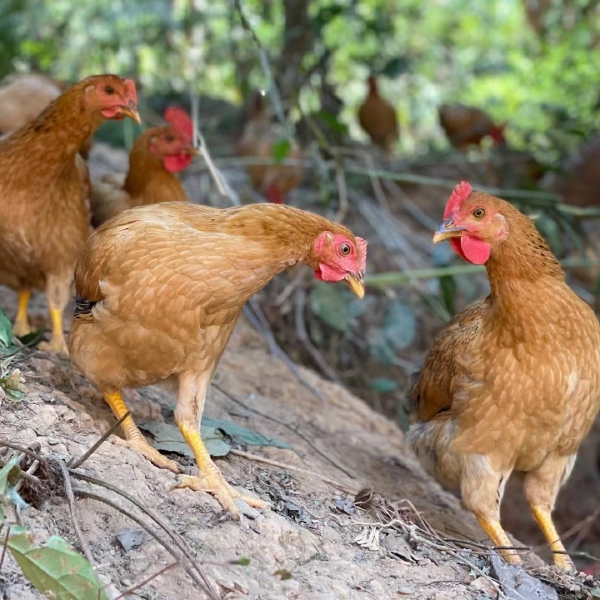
[339,243,351,256]
[165,134,175,142]
[473,208,485,218]
[104,85,115,95]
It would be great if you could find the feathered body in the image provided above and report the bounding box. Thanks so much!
[69,202,367,515]
[357,75,399,155]
[438,104,505,150]
[0,74,139,353]
[408,183,600,571]
[237,92,303,204]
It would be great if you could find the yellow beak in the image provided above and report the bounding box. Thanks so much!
[186,147,202,156]
[119,105,142,125]
[432,222,465,244]
[344,273,365,298]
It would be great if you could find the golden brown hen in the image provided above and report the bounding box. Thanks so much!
[90,107,197,227]
[68,202,367,516]
[408,182,600,571]
[357,75,399,155]
[0,74,140,354]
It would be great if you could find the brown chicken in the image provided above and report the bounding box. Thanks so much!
[68,202,367,515]
[237,91,303,205]
[0,74,140,354]
[0,73,93,159]
[90,107,198,227]
[408,182,600,571]
[357,75,399,155]
[438,104,505,150]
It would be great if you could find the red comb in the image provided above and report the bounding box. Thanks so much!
[164,106,194,142]
[444,181,472,219]
[124,79,138,104]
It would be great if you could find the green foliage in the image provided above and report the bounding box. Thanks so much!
[7,528,109,600]
[139,416,292,459]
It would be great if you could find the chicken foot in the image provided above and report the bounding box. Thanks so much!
[13,290,34,337]
[172,373,266,518]
[524,454,576,573]
[103,391,181,474]
[38,273,71,356]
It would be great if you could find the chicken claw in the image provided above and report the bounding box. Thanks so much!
[174,472,267,517]
[38,337,69,357]
[113,436,180,473]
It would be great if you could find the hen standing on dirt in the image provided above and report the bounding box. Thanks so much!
[69,202,367,517]
[408,182,600,572]
[0,75,140,355]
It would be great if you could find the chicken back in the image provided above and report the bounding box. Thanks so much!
[438,104,505,150]
[69,202,367,516]
[0,74,140,355]
[408,182,600,571]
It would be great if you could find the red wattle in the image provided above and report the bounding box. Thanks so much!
[461,235,491,265]
[163,153,193,173]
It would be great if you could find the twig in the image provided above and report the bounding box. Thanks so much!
[115,561,179,599]
[229,449,356,495]
[13,456,39,494]
[69,470,211,592]
[72,488,219,600]
[57,459,96,568]
[294,288,340,383]
[69,411,131,469]
[0,525,10,573]
[212,383,356,480]
[0,440,47,465]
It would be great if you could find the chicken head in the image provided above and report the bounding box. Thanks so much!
[84,75,141,124]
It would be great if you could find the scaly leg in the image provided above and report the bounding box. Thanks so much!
[173,373,266,517]
[524,454,576,573]
[462,464,522,565]
[13,290,34,337]
[103,391,180,473]
[530,505,575,573]
[38,273,73,356]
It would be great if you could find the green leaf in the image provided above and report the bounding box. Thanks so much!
[139,421,231,458]
[4,388,24,403]
[0,308,13,348]
[369,377,398,393]
[16,328,45,346]
[202,417,292,449]
[0,456,21,496]
[272,138,291,165]
[309,283,354,335]
[8,527,109,600]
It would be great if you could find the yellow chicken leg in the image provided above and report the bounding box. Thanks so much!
[476,516,523,565]
[38,308,69,356]
[531,505,575,573]
[103,391,180,473]
[175,422,267,517]
[13,290,33,337]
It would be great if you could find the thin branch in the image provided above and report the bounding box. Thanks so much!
[69,411,131,469]
[0,440,47,465]
[294,288,340,383]
[114,561,179,600]
[72,488,219,600]
[212,383,356,480]
[69,470,212,593]
[230,449,356,495]
[0,525,10,573]
[57,459,96,568]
